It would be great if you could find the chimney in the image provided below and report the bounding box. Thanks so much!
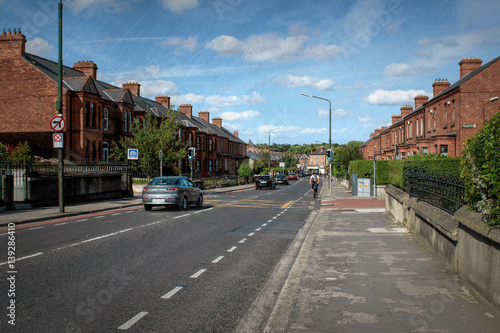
[392,114,401,124]
[233,130,239,137]
[73,60,98,79]
[432,79,450,97]
[321,146,325,151]
[123,82,140,96]
[155,95,170,108]
[374,128,382,135]
[414,95,429,108]
[212,117,222,128]
[459,58,482,79]
[198,111,210,123]
[0,28,26,58]
[400,105,413,117]
[370,132,375,137]
[180,104,193,118]
[311,148,314,153]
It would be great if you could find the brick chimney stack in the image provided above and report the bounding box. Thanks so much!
[414,95,429,108]
[400,105,413,117]
[198,111,210,123]
[0,28,26,58]
[155,95,170,108]
[123,82,140,96]
[180,104,193,118]
[73,60,98,79]
[233,130,239,137]
[392,114,401,124]
[432,79,450,97]
[212,117,222,128]
[459,58,482,79]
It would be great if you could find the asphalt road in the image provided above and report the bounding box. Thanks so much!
[0,178,318,332]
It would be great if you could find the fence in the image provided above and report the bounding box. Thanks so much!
[0,162,129,202]
[130,171,251,189]
[405,167,466,214]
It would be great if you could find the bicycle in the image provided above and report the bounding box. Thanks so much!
[312,181,318,198]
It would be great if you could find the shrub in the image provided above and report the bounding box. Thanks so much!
[9,141,34,163]
[0,142,8,161]
[238,162,253,177]
[461,111,500,226]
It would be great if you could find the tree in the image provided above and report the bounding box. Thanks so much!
[332,141,363,177]
[238,161,252,177]
[461,111,500,226]
[110,110,186,174]
[0,142,8,161]
[9,141,34,163]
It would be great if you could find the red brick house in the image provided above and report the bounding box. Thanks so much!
[0,29,247,175]
[361,56,500,160]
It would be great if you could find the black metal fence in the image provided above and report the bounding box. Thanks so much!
[405,167,466,214]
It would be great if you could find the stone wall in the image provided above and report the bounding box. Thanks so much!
[385,184,500,311]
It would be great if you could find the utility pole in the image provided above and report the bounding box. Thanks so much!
[57,0,64,213]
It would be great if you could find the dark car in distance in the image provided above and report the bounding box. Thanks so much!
[142,176,203,211]
[255,175,276,189]
[275,174,289,185]
[288,173,297,180]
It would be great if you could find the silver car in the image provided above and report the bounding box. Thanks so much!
[142,176,203,211]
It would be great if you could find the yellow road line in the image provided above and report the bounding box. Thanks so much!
[281,201,294,208]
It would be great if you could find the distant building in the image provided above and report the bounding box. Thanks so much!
[0,29,247,175]
[361,56,500,159]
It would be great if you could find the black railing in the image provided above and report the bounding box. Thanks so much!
[0,161,128,176]
[405,167,466,214]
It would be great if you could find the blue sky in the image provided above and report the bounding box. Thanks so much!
[2,0,500,145]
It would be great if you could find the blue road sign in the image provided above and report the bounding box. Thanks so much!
[128,148,139,160]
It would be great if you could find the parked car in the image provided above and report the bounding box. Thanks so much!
[142,176,203,211]
[255,175,276,189]
[275,174,289,185]
[298,172,305,177]
[288,172,297,180]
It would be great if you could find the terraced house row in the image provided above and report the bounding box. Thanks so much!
[0,29,247,175]
[360,56,500,160]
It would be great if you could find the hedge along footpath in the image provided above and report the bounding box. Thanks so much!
[461,111,500,226]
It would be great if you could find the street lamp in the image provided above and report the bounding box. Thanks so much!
[268,127,281,172]
[302,93,332,194]
[482,97,499,125]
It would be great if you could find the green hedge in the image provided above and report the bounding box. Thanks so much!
[349,157,462,189]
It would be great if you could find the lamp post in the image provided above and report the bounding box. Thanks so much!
[302,93,332,194]
[268,127,281,172]
[482,97,499,125]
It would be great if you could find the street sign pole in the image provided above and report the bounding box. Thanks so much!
[56,0,64,213]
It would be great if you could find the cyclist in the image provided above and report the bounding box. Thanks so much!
[309,171,320,197]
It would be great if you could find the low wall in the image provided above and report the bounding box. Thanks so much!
[385,184,500,311]
[27,173,131,207]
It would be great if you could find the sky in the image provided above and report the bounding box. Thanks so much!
[2,0,500,146]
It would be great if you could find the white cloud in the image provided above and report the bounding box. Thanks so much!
[383,63,414,77]
[66,0,133,15]
[358,116,371,123]
[159,0,198,13]
[160,36,199,52]
[274,75,335,90]
[139,80,181,97]
[206,33,343,62]
[205,91,265,107]
[171,93,205,106]
[300,128,328,134]
[26,37,53,56]
[318,108,353,119]
[220,110,261,121]
[365,89,428,105]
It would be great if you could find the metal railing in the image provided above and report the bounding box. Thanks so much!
[405,167,466,214]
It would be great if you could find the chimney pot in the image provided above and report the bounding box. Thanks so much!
[123,82,140,96]
[73,60,98,79]
[155,95,171,108]
[180,104,193,118]
[198,111,210,123]
[459,57,482,79]
[212,117,222,128]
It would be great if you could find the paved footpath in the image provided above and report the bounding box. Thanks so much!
[263,181,500,333]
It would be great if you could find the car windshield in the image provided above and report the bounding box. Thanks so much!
[259,176,270,181]
[149,178,179,186]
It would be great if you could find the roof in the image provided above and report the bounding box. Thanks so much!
[310,149,327,155]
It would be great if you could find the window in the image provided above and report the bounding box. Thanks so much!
[189,133,193,147]
[128,111,132,132]
[124,111,128,132]
[91,103,96,127]
[433,108,436,129]
[85,102,90,127]
[444,103,448,127]
[196,160,200,172]
[104,108,109,130]
[440,145,448,156]
[197,136,201,150]
[422,147,428,154]
[103,142,109,162]
[420,118,423,137]
[452,100,455,126]
[85,140,90,160]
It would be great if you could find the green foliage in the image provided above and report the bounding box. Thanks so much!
[333,141,363,177]
[110,110,186,174]
[349,159,391,185]
[461,111,500,226]
[238,161,253,177]
[0,142,8,161]
[9,141,34,163]
[388,160,405,189]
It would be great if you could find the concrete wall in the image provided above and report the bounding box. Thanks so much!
[27,174,131,207]
[385,184,500,311]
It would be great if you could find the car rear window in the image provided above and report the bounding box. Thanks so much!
[149,178,179,186]
[259,176,270,181]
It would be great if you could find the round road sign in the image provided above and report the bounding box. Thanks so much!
[50,115,66,132]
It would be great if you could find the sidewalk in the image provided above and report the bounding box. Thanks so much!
[0,183,255,226]
[263,181,500,332]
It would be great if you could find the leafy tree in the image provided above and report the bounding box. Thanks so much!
[252,158,266,175]
[238,161,252,177]
[110,110,186,174]
[332,141,363,177]
[0,142,8,161]
[461,111,500,226]
[9,141,34,163]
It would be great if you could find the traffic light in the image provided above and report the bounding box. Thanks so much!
[187,148,193,160]
[326,149,332,161]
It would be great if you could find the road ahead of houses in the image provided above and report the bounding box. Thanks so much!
[0,179,315,332]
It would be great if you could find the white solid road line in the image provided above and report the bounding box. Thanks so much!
[161,286,184,299]
[190,268,207,278]
[118,311,148,330]
[53,228,134,251]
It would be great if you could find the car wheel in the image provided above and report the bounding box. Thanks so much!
[144,205,152,211]
[178,196,188,211]
[196,194,203,209]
